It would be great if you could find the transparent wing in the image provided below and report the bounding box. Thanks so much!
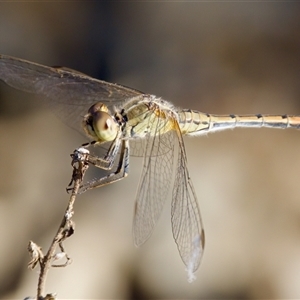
[171,122,205,275]
[0,54,143,135]
[133,118,175,246]
[129,134,174,157]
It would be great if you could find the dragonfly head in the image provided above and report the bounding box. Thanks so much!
[83,102,119,143]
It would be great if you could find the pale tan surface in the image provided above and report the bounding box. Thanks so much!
[0,3,300,299]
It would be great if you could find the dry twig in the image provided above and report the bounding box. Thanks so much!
[27,148,90,300]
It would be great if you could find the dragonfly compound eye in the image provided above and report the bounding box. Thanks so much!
[92,111,119,142]
[88,102,108,114]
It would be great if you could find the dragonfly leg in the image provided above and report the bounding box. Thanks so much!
[103,134,123,170]
[82,134,122,171]
[78,139,130,194]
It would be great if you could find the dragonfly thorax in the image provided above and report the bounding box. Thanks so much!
[82,102,119,143]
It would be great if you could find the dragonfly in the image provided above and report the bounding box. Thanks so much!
[1,54,299,281]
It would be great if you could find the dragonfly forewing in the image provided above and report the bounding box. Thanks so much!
[0,54,143,135]
[171,122,205,276]
[133,117,175,246]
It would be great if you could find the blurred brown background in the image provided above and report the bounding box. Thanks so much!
[0,2,300,299]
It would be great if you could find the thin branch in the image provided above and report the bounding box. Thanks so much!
[33,148,90,300]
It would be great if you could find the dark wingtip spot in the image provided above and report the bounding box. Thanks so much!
[256,114,263,118]
[201,229,205,248]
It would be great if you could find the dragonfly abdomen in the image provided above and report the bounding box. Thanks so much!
[178,109,300,136]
